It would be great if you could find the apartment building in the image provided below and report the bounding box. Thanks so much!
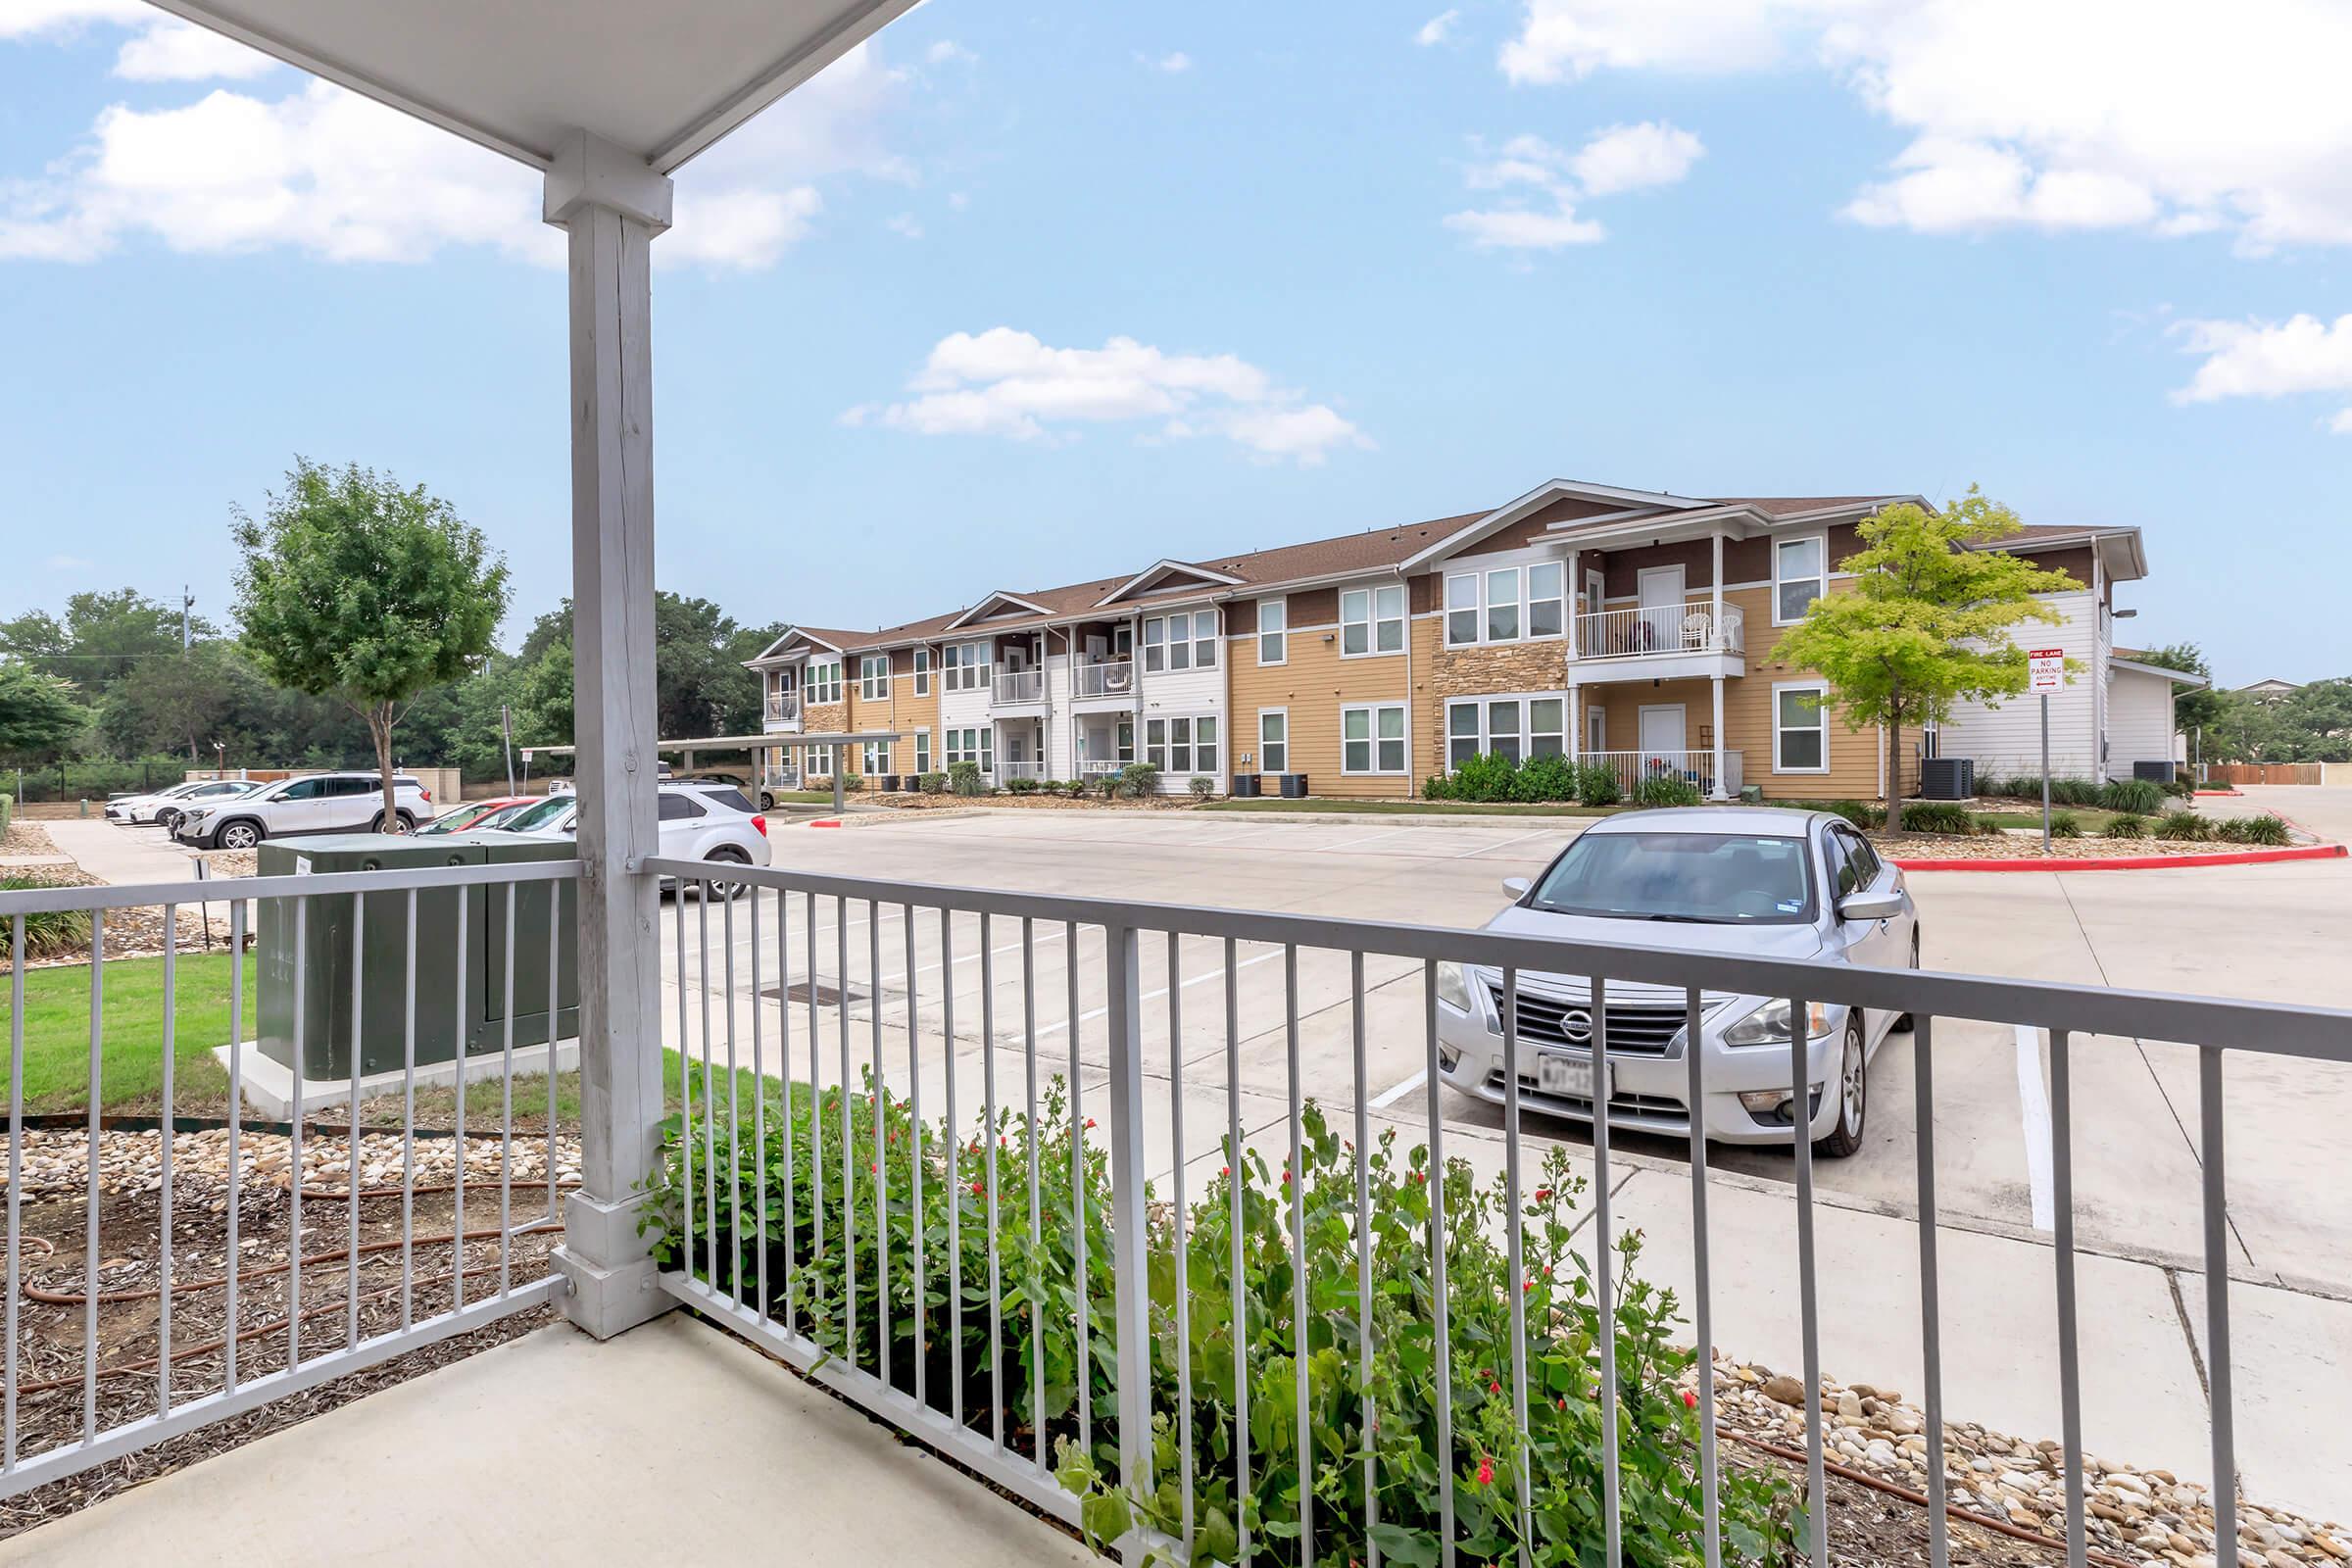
[744,477,2171,803]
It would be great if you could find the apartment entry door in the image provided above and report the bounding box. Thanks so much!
[1638,565,1684,650]
[1638,704,1686,760]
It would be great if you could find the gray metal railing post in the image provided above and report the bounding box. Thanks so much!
[1102,920,1153,1508]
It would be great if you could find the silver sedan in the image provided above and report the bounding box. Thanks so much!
[1434,807,1918,1156]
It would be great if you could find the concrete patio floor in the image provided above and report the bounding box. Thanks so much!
[0,1313,1095,1567]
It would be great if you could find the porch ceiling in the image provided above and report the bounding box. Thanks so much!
[144,0,916,171]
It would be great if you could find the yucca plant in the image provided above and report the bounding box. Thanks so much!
[0,877,91,962]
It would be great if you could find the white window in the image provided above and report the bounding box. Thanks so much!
[1448,694,1568,770]
[1258,710,1287,773]
[1774,683,1829,773]
[1142,612,1217,672]
[1528,563,1565,640]
[858,654,890,700]
[861,740,890,775]
[1485,567,1521,642]
[1194,610,1219,668]
[1342,704,1407,774]
[1341,584,1405,657]
[808,660,843,705]
[1143,714,1219,776]
[914,729,932,774]
[1446,573,1479,646]
[1257,599,1287,664]
[944,641,991,692]
[1775,536,1826,624]
[1143,616,1170,673]
[947,726,994,772]
[808,744,835,776]
[911,648,931,696]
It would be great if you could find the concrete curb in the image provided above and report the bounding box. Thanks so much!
[2193,789,2244,798]
[1891,843,2346,873]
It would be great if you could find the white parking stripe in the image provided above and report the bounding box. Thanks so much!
[1369,1068,1427,1108]
[1317,827,1417,854]
[1450,828,1557,859]
[1032,946,1286,1041]
[2015,1024,2056,1233]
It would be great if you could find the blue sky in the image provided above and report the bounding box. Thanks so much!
[4,1,2349,683]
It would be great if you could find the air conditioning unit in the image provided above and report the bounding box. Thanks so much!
[1917,757,1976,801]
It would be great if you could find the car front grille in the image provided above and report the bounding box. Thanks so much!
[1488,984,1688,1058]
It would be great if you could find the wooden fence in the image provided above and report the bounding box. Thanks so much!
[2205,762,2325,786]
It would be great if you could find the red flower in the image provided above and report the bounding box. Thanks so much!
[1556,1396,1567,1411]
[1408,1170,1425,1185]
[969,1180,985,1196]
[1682,1389,1698,1409]
[1281,1170,1291,1185]
[1476,1456,1494,1487]
[1085,1117,1097,1130]
[868,1161,877,1173]
[1219,1166,1231,1179]
[1487,1381,1500,1396]
[1535,1187,1552,1201]
[1522,1278,1534,1294]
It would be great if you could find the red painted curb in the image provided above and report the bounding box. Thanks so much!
[808,818,843,829]
[1892,844,2345,872]
[2193,789,2243,798]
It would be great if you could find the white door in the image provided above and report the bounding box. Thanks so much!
[1085,634,1107,662]
[1638,704,1686,760]
[1638,565,1684,651]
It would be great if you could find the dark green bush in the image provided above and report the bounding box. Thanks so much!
[1187,775,1215,801]
[1789,800,1885,830]
[2162,777,2195,800]
[1117,762,1159,800]
[2154,809,2213,842]
[1573,760,1621,808]
[1421,774,1457,802]
[2047,776,2104,808]
[2216,813,2291,846]
[1633,771,1703,808]
[0,877,91,960]
[1448,752,1519,804]
[1089,772,1121,800]
[2048,811,2082,839]
[949,760,985,797]
[647,1082,1801,1567]
[1005,776,1041,794]
[918,770,950,795]
[1514,752,1579,804]
[2099,778,2166,815]
[2103,813,2148,840]
[1894,802,1978,835]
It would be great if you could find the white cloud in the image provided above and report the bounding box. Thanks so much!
[924,39,977,66]
[113,19,274,81]
[886,212,924,239]
[0,39,906,270]
[845,328,1372,466]
[1416,10,1462,46]
[2172,314,2352,431]
[0,0,147,39]
[1445,122,1701,250]
[1138,51,1193,74]
[1495,0,2352,251]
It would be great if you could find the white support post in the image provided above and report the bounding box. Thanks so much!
[545,130,675,1340]
[1710,532,1729,799]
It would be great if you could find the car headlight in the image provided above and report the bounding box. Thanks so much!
[1722,999,1834,1048]
[1435,960,1476,1015]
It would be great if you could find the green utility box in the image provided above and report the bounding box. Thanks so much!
[257,833,578,1080]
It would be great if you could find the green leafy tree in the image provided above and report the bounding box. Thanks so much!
[232,459,510,828]
[0,662,89,762]
[1771,488,2082,832]
[503,594,784,750]
[2133,643,2226,741]
[0,589,215,705]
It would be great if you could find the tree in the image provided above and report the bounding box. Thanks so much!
[1771,488,2082,833]
[232,459,510,829]
[0,590,216,706]
[0,662,89,762]
[502,594,785,751]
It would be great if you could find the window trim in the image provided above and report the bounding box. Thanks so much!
[944,640,992,692]
[1772,679,1832,775]
[1143,711,1220,779]
[1257,599,1287,665]
[1339,582,1406,659]
[911,647,931,696]
[1445,572,1480,647]
[913,728,932,775]
[1444,563,1565,647]
[1773,533,1828,626]
[858,653,890,701]
[1340,702,1409,776]
[1445,692,1567,772]
[807,659,843,705]
[1257,707,1288,774]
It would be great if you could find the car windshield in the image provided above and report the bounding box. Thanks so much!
[495,796,574,832]
[1527,831,1815,925]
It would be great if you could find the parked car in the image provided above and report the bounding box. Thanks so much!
[172,772,436,850]
[416,796,534,835]
[105,779,257,828]
[495,780,769,895]
[1433,807,1918,1157]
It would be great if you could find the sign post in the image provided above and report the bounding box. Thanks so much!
[2028,648,2066,853]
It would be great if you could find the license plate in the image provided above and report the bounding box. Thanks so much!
[1536,1052,1609,1102]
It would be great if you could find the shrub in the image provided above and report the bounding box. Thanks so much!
[2103,812,2148,839]
[1004,776,1040,795]
[2216,813,2291,846]
[840,772,864,794]
[918,770,949,795]
[2048,810,2082,839]
[1421,774,1457,802]
[1448,752,1519,804]
[1976,814,2010,836]
[0,877,91,960]
[2162,776,2195,800]
[1895,801,1978,836]
[1573,760,1621,808]
[2099,777,2166,815]
[1513,752,1579,804]
[1633,771,1702,808]
[1088,772,1120,801]
[1117,762,1159,800]
[948,760,984,798]
[2048,776,2104,808]
[647,1083,1801,1567]
[1186,774,1214,801]
[1788,799,1885,830]
[2154,809,2213,842]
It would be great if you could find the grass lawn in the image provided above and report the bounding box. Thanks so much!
[760,790,837,806]
[1200,797,1618,817]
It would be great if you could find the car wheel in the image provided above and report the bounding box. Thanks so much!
[701,847,751,901]
[156,808,180,830]
[371,809,416,835]
[220,820,263,852]
[759,791,775,812]
[1814,1015,1869,1158]
[1892,928,1922,1031]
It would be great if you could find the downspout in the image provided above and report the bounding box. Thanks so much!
[1398,566,1415,795]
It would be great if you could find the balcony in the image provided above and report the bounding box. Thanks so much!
[763,691,801,731]
[1572,604,1744,682]
[1072,659,1135,702]
[995,759,1046,782]
[1583,746,1742,800]
[991,669,1044,706]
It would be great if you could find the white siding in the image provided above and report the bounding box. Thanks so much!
[2106,666,2178,780]
[1136,602,1225,793]
[1936,591,2100,780]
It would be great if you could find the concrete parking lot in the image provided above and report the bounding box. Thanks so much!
[654,789,2352,1516]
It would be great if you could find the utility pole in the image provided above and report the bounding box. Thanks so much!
[180,586,195,652]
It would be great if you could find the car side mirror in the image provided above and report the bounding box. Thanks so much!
[1838,889,1904,923]
[1501,876,1531,901]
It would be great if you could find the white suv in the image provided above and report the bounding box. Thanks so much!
[174,772,436,850]
[499,781,770,895]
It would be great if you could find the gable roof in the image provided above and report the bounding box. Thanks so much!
[1096,559,1247,606]
[941,591,1054,631]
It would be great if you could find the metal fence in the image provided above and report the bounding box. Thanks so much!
[646,856,2349,1568]
[0,858,578,1499]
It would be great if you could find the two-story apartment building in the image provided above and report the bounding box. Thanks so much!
[744,477,2175,804]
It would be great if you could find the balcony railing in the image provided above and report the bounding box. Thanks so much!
[992,669,1044,706]
[1073,660,1136,700]
[765,692,799,722]
[760,764,803,790]
[1582,747,1741,799]
[995,760,1046,781]
[638,858,2348,1568]
[1079,759,1125,776]
[1575,603,1743,660]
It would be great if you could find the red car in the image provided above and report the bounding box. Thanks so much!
[416,797,535,835]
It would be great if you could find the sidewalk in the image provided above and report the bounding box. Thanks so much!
[40,818,201,887]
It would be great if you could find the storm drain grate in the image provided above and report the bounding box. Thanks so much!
[763,981,870,1006]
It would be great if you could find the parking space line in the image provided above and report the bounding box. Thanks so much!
[1450,828,1557,859]
[1317,827,1417,854]
[2015,1024,2056,1233]
[1369,1068,1427,1108]
[1033,945,1286,1042]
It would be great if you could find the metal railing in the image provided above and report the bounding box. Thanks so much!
[766,692,800,723]
[645,857,2346,1568]
[1074,660,1136,700]
[1582,747,1741,799]
[992,670,1045,706]
[995,760,1047,782]
[1575,603,1744,660]
[1079,760,1125,776]
[0,859,578,1501]
[760,765,803,790]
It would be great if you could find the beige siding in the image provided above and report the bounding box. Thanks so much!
[1227,616,1418,800]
